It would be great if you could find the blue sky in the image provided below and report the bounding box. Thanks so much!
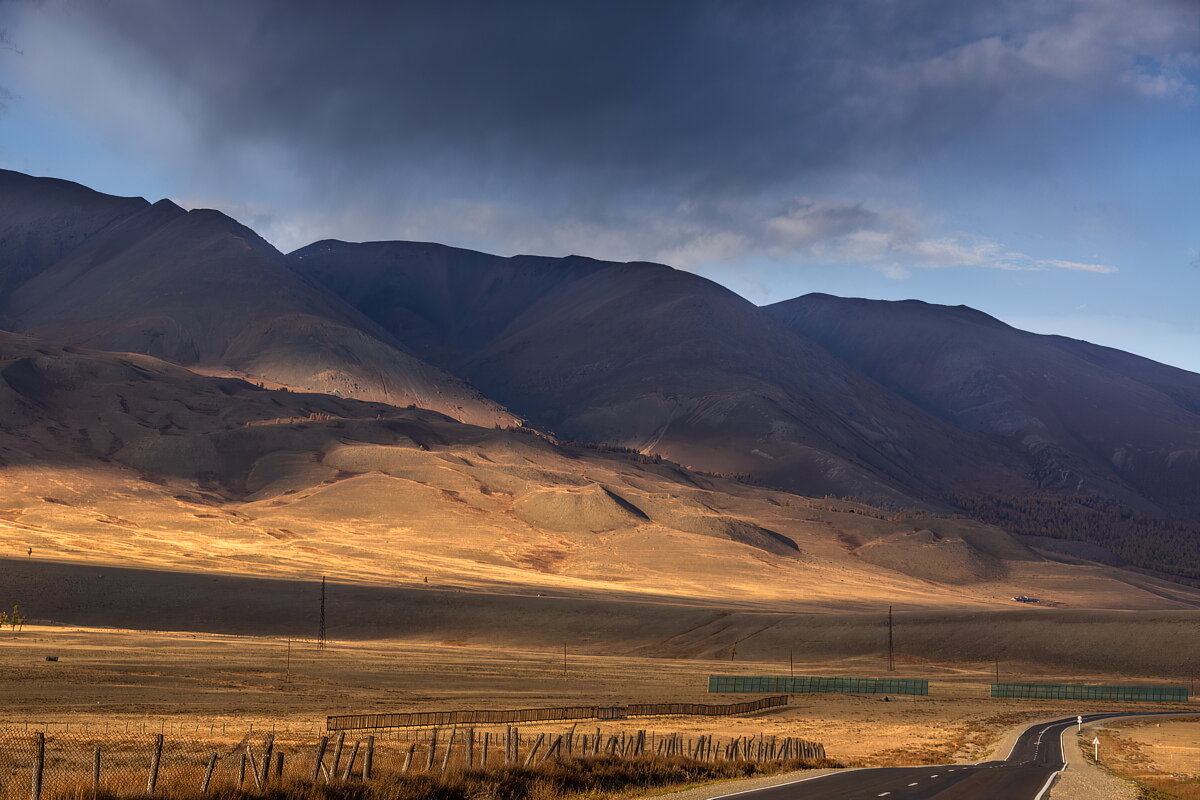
[2,0,1198,370]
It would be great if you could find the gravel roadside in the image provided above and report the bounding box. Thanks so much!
[1047,716,1170,800]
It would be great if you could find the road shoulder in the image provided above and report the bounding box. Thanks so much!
[1048,719,1140,800]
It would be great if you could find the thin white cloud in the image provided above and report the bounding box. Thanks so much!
[1040,259,1119,274]
[755,203,1119,279]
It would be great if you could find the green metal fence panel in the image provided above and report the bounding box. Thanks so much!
[708,675,929,696]
[990,682,1189,702]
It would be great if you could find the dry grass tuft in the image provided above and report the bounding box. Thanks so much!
[50,755,841,800]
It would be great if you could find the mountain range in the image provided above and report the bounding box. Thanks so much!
[3,167,1199,579]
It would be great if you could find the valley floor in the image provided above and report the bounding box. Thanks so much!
[0,625,1194,767]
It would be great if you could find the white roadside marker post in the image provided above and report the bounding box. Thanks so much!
[1093,737,1100,762]
[1077,716,1082,732]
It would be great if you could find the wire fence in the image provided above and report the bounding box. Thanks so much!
[0,725,826,800]
[328,695,789,731]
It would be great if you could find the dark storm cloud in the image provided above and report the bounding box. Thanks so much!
[15,0,1198,198]
[2,0,1197,276]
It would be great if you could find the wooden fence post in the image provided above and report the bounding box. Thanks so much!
[259,736,275,787]
[341,741,360,780]
[426,729,439,771]
[92,746,102,795]
[147,734,164,794]
[244,747,262,791]
[312,736,329,781]
[482,732,489,767]
[30,732,45,800]
[441,728,456,772]
[201,753,218,794]
[523,734,544,767]
[275,751,284,782]
[238,752,247,788]
[542,736,563,763]
[402,743,416,773]
[363,735,374,780]
[467,729,475,768]
[331,732,346,777]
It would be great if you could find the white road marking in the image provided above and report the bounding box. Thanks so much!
[702,767,875,800]
[877,794,890,797]
[907,781,918,786]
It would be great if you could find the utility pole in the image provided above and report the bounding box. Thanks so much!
[995,658,999,683]
[285,639,292,683]
[318,576,327,650]
[887,606,895,672]
[562,643,567,678]
[789,649,794,679]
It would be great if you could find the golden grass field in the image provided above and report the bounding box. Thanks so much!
[1088,716,1200,799]
[1,624,1194,768]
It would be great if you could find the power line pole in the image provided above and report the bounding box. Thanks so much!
[318,576,327,650]
[887,606,895,672]
[789,649,794,679]
[562,643,567,678]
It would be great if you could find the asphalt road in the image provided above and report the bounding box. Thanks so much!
[717,713,1170,800]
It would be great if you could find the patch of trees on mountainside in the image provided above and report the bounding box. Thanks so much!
[950,492,1200,579]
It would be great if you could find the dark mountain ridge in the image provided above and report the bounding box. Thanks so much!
[4,168,1200,577]
[0,169,516,428]
[290,239,1030,508]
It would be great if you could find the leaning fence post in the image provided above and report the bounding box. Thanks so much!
[331,732,346,777]
[201,753,218,794]
[541,735,563,763]
[244,746,262,791]
[402,743,416,773]
[238,752,247,787]
[147,734,164,794]
[441,728,456,772]
[30,732,45,800]
[312,736,329,781]
[275,751,284,782]
[363,735,374,780]
[523,734,545,767]
[259,735,275,787]
[425,729,439,771]
[92,745,102,794]
[341,741,360,780]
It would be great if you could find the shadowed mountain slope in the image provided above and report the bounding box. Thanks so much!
[0,170,148,301]
[765,294,1200,512]
[0,171,515,427]
[290,240,1029,507]
[766,294,1200,575]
